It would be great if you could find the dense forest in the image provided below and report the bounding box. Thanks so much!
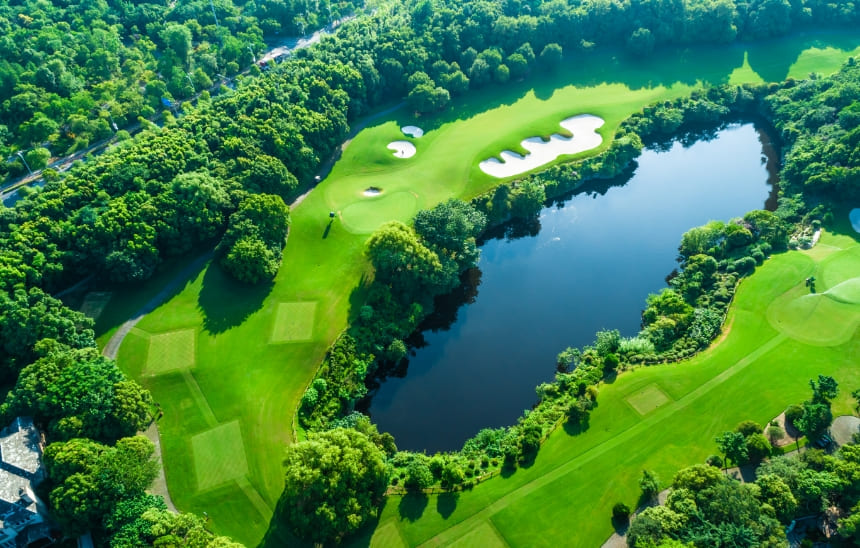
[0,0,859,545]
[0,0,359,178]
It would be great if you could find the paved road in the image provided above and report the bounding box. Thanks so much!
[101,252,212,511]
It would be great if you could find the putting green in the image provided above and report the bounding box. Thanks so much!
[625,384,671,415]
[271,302,318,343]
[341,191,419,234]
[146,329,196,375]
[824,277,860,304]
[191,421,249,491]
[767,245,860,346]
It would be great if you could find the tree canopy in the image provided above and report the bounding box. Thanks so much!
[279,428,388,543]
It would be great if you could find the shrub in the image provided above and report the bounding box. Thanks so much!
[706,455,723,468]
[785,404,804,428]
[613,502,632,521]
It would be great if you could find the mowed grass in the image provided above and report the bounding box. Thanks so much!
[271,302,317,343]
[192,421,249,491]
[358,230,859,548]
[102,29,860,546]
[146,329,196,375]
[625,383,672,415]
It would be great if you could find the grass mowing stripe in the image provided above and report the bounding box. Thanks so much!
[417,333,788,547]
[182,370,218,427]
[236,476,274,517]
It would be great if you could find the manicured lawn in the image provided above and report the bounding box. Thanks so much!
[359,229,859,548]
[97,29,860,545]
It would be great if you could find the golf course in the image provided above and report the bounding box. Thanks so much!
[88,30,860,545]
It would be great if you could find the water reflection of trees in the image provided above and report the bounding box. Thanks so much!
[358,268,483,399]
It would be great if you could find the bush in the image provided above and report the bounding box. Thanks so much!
[706,454,723,468]
[785,404,804,428]
[736,420,763,437]
[613,502,632,521]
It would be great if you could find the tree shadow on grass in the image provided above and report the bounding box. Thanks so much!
[611,514,631,535]
[398,492,429,522]
[198,261,273,334]
[562,415,592,437]
[436,491,458,519]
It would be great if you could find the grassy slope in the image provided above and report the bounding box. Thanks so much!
[362,228,860,548]
[91,29,860,545]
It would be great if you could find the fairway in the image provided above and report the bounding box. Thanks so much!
[102,30,860,545]
[146,329,196,375]
[192,421,249,491]
[625,384,671,415]
[271,302,318,343]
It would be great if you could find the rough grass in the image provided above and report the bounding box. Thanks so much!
[271,302,318,343]
[101,30,860,546]
[625,384,672,415]
[146,329,196,375]
[357,230,859,548]
[192,421,249,491]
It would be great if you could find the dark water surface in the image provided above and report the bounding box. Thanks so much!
[363,123,779,453]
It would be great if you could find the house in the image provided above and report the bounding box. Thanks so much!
[0,417,52,547]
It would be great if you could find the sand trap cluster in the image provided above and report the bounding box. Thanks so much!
[401,125,424,138]
[387,140,416,158]
[850,208,860,233]
[479,114,605,178]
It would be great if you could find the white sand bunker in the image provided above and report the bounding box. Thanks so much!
[479,114,605,178]
[388,140,416,158]
[401,125,424,138]
[363,187,382,196]
[850,208,860,233]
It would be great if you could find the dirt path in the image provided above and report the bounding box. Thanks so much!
[101,251,212,511]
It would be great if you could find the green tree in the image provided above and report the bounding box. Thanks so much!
[716,431,748,467]
[639,469,660,502]
[44,436,159,536]
[796,401,832,440]
[405,459,434,491]
[538,43,563,71]
[279,428,388,544]
[366,221,443,302]
[755,474,797,523]
[221,236,279,284]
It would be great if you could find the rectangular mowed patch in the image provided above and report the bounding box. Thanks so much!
[192,421,249,491]
[449,521,508,548]
[625,384,671,416]
[146,329,196,375]
[79,291,112,320]
[271,302,317,343]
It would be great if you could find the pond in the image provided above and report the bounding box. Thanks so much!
[361,122,780,453]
